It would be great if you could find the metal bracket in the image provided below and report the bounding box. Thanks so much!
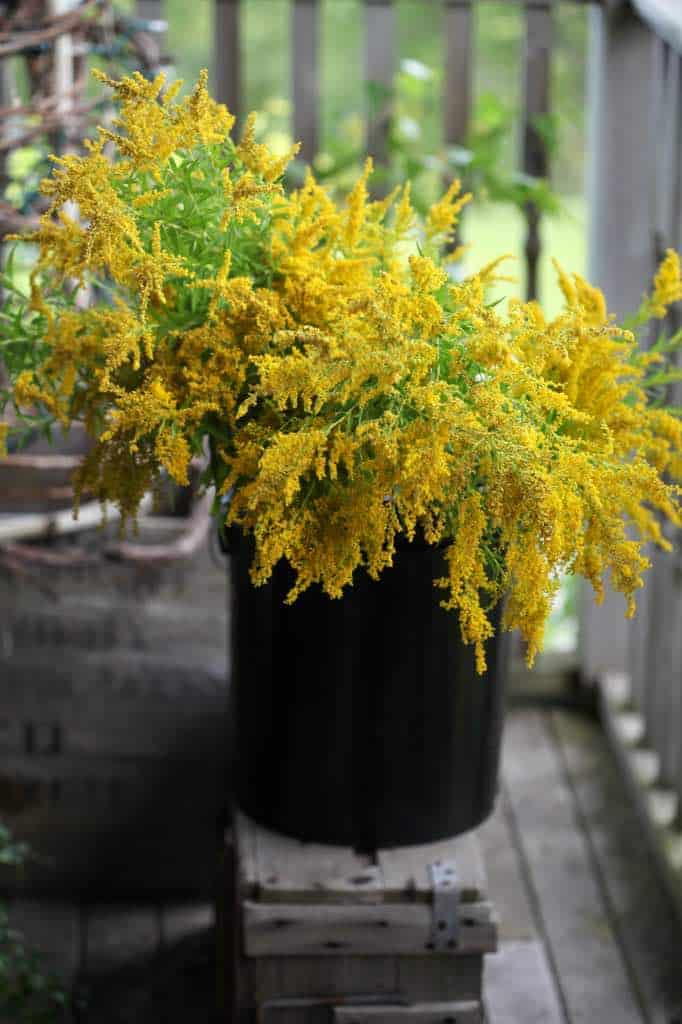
[427,859,460,952]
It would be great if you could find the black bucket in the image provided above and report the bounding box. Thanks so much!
[228,533,509,850]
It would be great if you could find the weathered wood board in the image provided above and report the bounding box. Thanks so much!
[502,710,646,1023]
[231,813,496,1022]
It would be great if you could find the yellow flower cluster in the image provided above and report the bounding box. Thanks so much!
[3,71,682,671]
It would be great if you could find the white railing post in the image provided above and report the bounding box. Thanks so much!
[581,0,658,684]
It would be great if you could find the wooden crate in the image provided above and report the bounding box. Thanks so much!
[219,812,498,1023]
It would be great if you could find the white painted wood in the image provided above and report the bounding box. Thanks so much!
[483,940,563,1024]
[0,496,148,543]
[377,833,486,905]
[243,900,495,958]
[581,2,660,681]
[333,1001,482,1023]
[632,0,682,55]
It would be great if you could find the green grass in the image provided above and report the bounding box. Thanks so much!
[464,194,587,318]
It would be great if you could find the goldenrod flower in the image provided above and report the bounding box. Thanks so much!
[2,70,680,672]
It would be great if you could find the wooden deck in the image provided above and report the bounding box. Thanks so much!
[5,707,682,1023]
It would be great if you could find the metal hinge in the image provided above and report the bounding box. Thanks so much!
[427,859,460,952]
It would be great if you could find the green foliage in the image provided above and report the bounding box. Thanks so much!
[0,825,76,1023]
[284,61,560,222]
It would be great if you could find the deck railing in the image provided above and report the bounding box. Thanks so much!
[210,0,598,302]
[582,0,682,827]
[208,0,682,838]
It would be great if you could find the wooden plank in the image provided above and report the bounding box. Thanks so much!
[365,0,394,171]
[520,0,553,301]
[502,709,646,1023]
[253,956,399,1002]
[581,4,659,685]
[553,708,682,1022]
[293,0,320,164]
[83,904,160,976]
[396,958,482,1003]
[242,813,485,905]
[483,940,563,1024]
[377,833,486,904]
[333,1002,482,1023]
[250,955,482,1004]
[631,0,682,56]
[214,0,241,121]
[243,900,495,958]
[443,0,473,154]
[241,811,384,903]
[477,794,535,942]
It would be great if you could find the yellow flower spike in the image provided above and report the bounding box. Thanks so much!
[394,180,415,239]
[648,249,682,319]
[2,69,681,675]
[425,178,471,245]
[344,157,373,250]
[0,423,9,458]
[553,258,578,307]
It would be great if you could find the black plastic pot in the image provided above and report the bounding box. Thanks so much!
[228,533,509,851]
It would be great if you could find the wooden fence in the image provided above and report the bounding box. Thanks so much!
[582,0,682,918]
[211,0,596,303]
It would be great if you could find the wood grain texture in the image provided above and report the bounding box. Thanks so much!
[377,833,486,904]
[250,954,482,1004]
[552,709,682,1023]
[502,710,646,1023]
[243,900,495,957]
[240,812,486,905]
[240,811,382,904]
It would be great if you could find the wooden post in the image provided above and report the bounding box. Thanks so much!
[580,1,658,685]
[135,0,168,78]
[214,0,241,121]
[365,0,394,181]
[292,0,319,165]
[520,0,553,302]
[443,0,473,255]
[443,1,473,161]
